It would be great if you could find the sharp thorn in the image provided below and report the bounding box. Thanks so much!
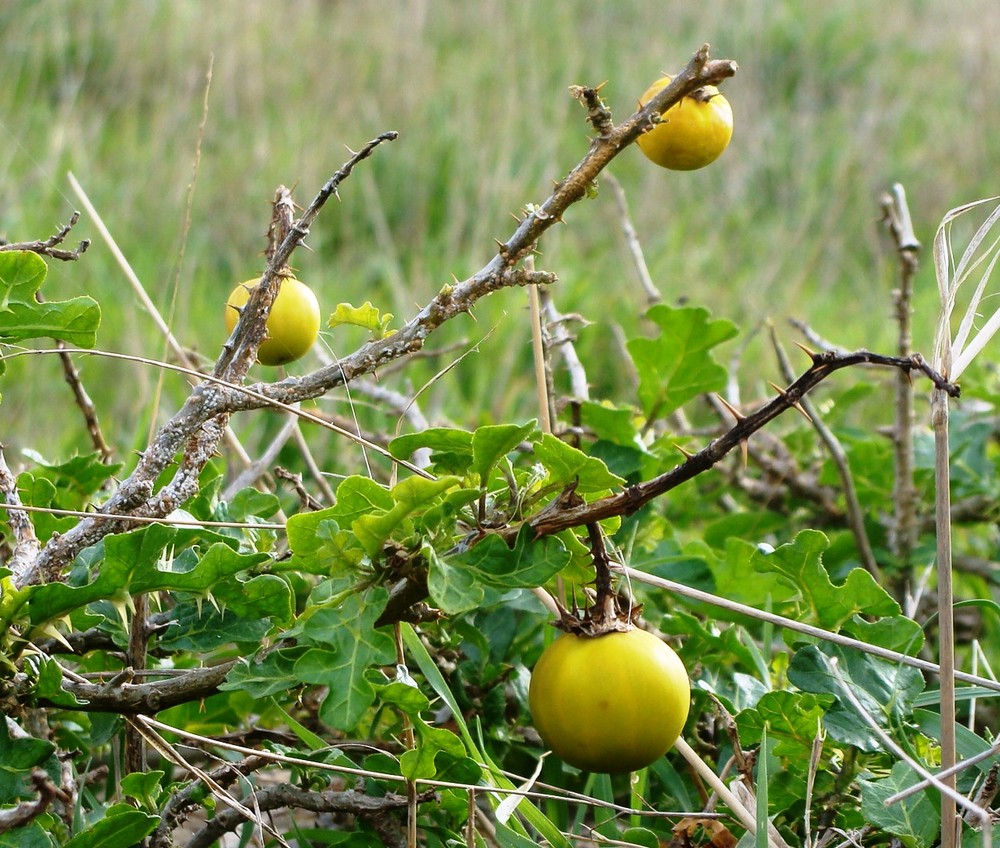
[768,382,813,422]
[715,394,745,421]
[673,442,695,459]
[793,340,821,361]
[767,381,789,397]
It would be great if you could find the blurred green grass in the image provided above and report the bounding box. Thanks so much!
[1,0,997,463]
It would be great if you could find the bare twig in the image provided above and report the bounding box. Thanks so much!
[14,661,238,713]
[151,754,271,848]
[54,343,114,461]
[124,591,150,775]
[933,387,959,847]
[539,288,591,403]
[605,173,661,306]
[0,212,90,261]
[881,183,921,565]
[273,466,324,511]
[67,172,255,473]
[527,256,555,434]
[185,783,433,848]
[0,769,69,832]
[884,736,1000,809]
[828,658,988,829]
[0,448,40,585]
[673,737,768,841]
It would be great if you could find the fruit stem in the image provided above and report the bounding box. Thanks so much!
[581,523,634,635]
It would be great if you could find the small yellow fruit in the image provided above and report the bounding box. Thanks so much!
[225,276,321,366]
[637,75,733,170]
[528,628,690,773]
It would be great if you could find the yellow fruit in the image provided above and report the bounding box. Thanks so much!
[225,276,321,366]
[637,75,733,170]
[528,628,690,773]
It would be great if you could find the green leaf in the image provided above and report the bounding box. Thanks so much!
[31,655,84,708]
[691,537,799,614]
[327,300,394,337]
[388,428,475,475]
[620,828,660,848]
[737,690,832,761]
[703,510,789,550]
[157,603,275,652]
[842,615,925,655]
[533,433,624,493]
[213,573,293,624]
[285,484,383,578]
[119,770,165,810]
[375,678,431,715]
[495,823,544,848]
[787,644,925,752]
[425,543,484,615]
[19,451,122,506]
[430,526,569,612]
[578,400,643,447]
[0,821,53,847]
[753,530,900,631]
[226,487,281,521]
[912,709,1000,775]
[0,251,100,348]
[332,475,396,521]
[221,646,306,698]
[294,589,396,730]
[352,475,460,557]
[62,806,158,848]
[26,528,270,626]
[858,761,939,847]
[399,716,467,780]
[0,721,56,804]
[471,421,536,481]
[626,304,737,421]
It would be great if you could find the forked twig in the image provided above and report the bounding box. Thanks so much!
[0,212,90,261]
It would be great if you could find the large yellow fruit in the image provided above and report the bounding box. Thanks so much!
[637,75,733,170]
[225,276,320,366]
[528,628,690,773]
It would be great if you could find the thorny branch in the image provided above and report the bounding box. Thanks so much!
[151,755,271,848]
[10,662,238,713]
[517,348,958,540]
[0,212,90,262]
[19,45,737,587]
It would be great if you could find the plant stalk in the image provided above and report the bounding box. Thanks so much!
[932,388,957,848]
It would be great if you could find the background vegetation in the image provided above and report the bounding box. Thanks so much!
[2,2,999,846]
[2,0,998,457]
